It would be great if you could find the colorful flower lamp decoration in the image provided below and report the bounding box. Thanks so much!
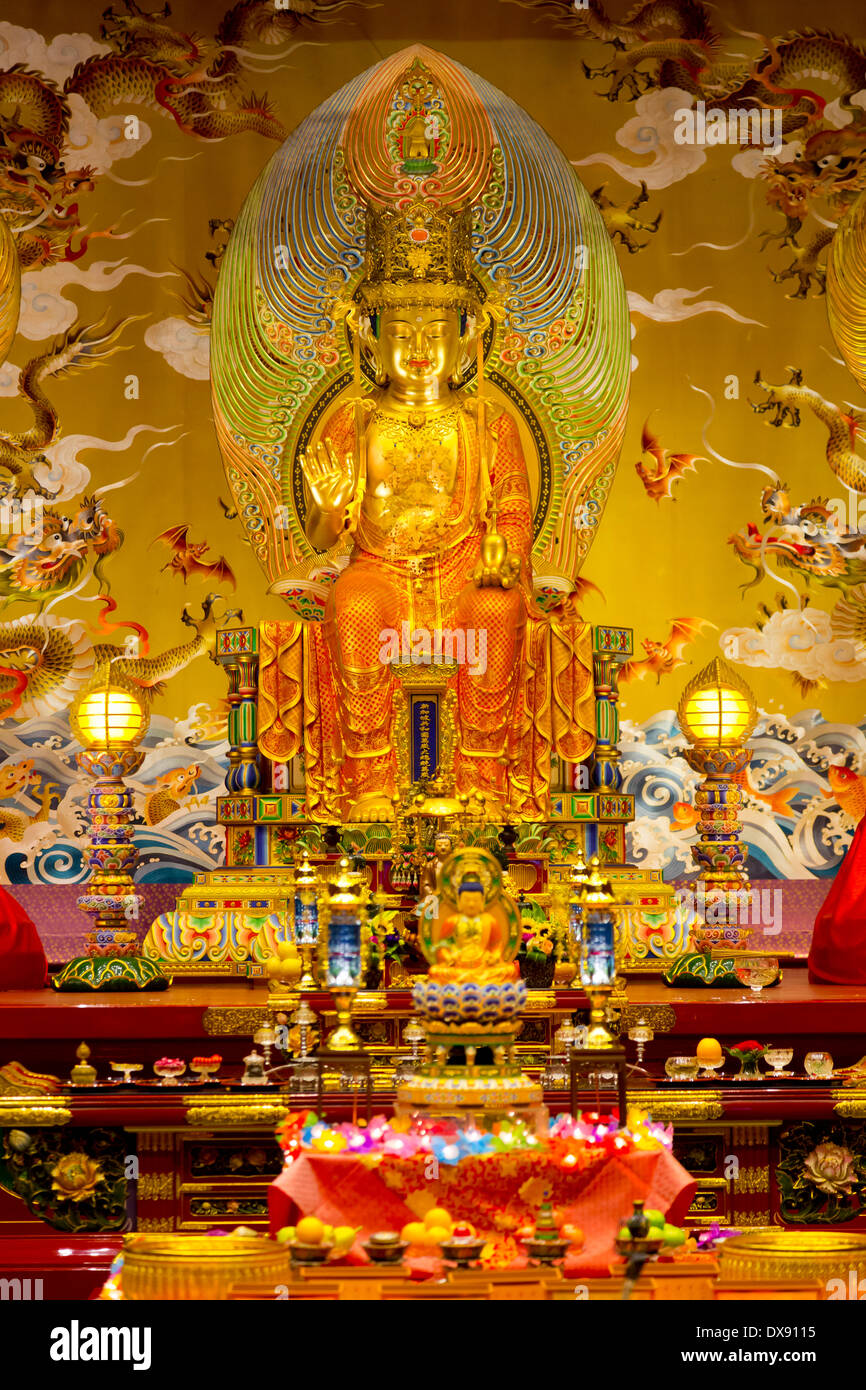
[676,658,758,953]
[276,1108,673,1166]
[54,682,167,992]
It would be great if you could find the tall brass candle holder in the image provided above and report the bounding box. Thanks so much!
[566,851,589,970]
[293,849,321,990]
[579,858,619,1050]
[320,857,368,1053]
[569,857,630,1124]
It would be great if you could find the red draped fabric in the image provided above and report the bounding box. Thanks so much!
[809,817,866,984]
[269,1147,695,1276]
[0,888,47,989]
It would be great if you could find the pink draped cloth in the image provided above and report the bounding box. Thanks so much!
[269,1147,695,1276]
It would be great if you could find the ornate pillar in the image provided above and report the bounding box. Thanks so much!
[682,744,750,892]
[216,628,261,867]
[218,628,261,794]
[590,626,632,793]
[586,626,633,863]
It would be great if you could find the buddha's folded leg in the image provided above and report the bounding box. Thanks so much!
[324,561,402,802]
[452,582,526,806]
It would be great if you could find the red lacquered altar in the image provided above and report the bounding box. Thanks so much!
[5,970,866,1070]
[2,968,866,1265]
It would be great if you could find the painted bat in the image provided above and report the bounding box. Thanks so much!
[620,617,713,684]
[635,418,705,502]
[153,524,236,588]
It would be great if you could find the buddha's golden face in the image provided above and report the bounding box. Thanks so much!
[457,887,484,918]
[374,305,464,393]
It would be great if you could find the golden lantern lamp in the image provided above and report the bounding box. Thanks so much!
[320,856,368,1053]
[676,658,757,750]
[71,683,148,751]
[54,680,165,992]
[292,849,321,990]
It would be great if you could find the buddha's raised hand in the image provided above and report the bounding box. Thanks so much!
[300,441,355,515]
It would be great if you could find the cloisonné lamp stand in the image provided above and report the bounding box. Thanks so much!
[676,657,758,954]
[54,684,167,992]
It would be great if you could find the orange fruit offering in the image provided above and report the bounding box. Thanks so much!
[424,1207,452,1231]
[296,1216,326,1245]
[561,1224,584,1248]
[424,1225,451,1246]
[401,1221,428,1245]
[451,1221,476,1239]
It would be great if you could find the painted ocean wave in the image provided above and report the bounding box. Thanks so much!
[622,708,864,879]
[0,709,227,885]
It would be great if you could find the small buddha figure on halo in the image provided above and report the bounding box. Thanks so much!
[419,830,455,901]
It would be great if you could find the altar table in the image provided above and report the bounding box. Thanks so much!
[4,973,866,1240]
[269,1147,696,1275]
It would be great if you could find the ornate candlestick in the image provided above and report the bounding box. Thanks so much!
[288,998,319,1089]
[567,852,589,967]
[293,850,320,990]
[55,684,165,992]
[627,1019,654,1075]
[254,1023,276,1070]
[393,1019,426,1085]
[578,858,619,1050]
[320,857,367,1052]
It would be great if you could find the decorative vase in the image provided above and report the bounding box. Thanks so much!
[519,953,556,989]
[732,1052,763,1080]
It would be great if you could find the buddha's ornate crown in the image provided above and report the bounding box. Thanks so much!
[356,200,481,312]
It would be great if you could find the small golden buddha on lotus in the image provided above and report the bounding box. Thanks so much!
[430,877,518,985]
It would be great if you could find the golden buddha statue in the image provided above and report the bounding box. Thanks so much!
[430,876,518,985]
[402,112,433,162]
[418,830,454,900]
[211,46,632,828]
[298,201,547,823]
[400,845,539,1114]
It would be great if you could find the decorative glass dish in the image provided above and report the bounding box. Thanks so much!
[664,1055,699,1082]
[153,1058,186,1086]
[110,1062,143,1085]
